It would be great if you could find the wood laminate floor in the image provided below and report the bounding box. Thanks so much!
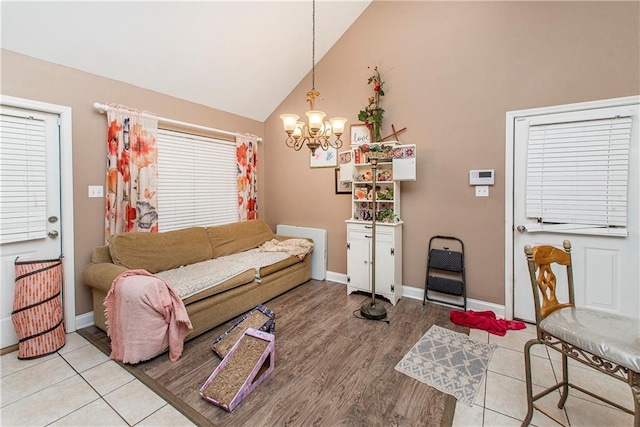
[79,280,465,426]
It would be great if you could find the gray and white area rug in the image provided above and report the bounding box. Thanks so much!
[394,325,496,406]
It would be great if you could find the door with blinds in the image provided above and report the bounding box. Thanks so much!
[0,106,62,348]
[512,101,639,322]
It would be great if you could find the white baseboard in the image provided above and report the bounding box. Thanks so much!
[325,271,347,284]
[74,311,94,331]
[326,271,505,318]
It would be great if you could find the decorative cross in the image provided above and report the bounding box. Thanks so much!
[381,124,407,143]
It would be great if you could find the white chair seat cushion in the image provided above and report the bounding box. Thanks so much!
[540,307,640,372]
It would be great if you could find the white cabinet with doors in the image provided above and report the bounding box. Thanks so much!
[340,143,416,305]
[346,221,402,304]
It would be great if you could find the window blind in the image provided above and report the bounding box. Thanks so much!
[0,111,48,244]
[157,129,237,232]
[525,116,632,235]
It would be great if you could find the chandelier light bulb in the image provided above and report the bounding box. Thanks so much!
[293,122,305,139]
[322,121,332,138]
[306,110,326,135]
[280,114,299,134]
[329,117,347,136]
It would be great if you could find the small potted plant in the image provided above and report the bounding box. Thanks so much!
[376,206,396,223]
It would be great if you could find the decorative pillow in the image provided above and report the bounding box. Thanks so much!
[207,220,276,258]
[109,227,213,273]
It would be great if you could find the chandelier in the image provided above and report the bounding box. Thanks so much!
[280,0,347,155]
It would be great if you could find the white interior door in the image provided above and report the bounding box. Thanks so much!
[511,101,640,322]
[0,106,62,348]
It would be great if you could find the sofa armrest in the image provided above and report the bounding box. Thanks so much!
[82,263,128,294]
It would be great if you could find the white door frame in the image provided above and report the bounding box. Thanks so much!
[504,95,640,321]
[1,95,76,334]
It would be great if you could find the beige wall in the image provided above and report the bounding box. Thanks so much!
[1,49,264,315]
[1,1,638,318]
[263,1,640,305]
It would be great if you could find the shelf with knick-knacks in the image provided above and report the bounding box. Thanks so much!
[339,142,416,305]
[339,143,416,224]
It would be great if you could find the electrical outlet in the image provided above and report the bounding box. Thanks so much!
[475,186,489,197]
[88,185,103,198]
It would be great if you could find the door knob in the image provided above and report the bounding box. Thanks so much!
[516,225,527,233]
[48,230,59,238]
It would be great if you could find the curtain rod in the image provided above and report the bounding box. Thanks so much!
[92,103,262,142]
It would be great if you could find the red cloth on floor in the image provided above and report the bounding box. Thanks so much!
[450,310,526,336]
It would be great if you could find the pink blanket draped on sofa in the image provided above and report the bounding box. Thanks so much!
[105,270,193,364]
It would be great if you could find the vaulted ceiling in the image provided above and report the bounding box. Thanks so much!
[1,1,371,121]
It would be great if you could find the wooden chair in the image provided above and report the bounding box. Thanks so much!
[523,240,640,427]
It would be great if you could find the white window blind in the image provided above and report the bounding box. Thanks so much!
[157,129,237,232]
[526,116,632,235]
[0,111,48,244]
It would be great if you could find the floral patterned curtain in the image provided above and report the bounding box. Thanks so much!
[236,133,258,221]
[105,106,159,243]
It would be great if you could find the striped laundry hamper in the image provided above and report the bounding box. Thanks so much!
[12,257,66,359]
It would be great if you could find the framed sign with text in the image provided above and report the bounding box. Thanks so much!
[350,124,371,146]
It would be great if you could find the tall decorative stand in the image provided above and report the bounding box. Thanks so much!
[360,156,388,320]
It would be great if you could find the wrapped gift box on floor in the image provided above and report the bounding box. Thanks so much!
[200,328,275,412]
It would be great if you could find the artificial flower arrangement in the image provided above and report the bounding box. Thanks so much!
[359,142,393,162]
[357,66,385,142]
[359,143,392,154]
[354,188,368,200]
[377,170,393,182]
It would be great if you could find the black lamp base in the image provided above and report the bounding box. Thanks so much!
[360,302,387,320]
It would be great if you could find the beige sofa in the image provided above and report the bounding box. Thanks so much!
[82,220,312,339]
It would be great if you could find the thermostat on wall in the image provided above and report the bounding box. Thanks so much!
[469,169,495,185]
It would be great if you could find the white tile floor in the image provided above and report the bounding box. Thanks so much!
[1,333,194,426]
[452,323,635,427]
[0,325,634,426]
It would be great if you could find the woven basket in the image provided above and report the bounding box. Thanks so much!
[12,258,65,359]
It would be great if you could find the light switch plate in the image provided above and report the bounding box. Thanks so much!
[88,185,103,198]
[475,186,489,197]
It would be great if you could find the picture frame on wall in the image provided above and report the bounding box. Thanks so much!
[338,150,352,165]
[335,168,352,194]
[350,124,372,146]
[310,146,338,168]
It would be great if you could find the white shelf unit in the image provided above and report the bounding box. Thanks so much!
[339,144,416,224]
[339,144,416,305]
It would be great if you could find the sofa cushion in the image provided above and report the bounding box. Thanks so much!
[258,256,302,278]
[156,258,256,304]
[109,227,213,273]
[207,220,275,258]
[219,249,296,280]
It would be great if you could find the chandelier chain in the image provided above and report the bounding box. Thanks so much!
[279,0,346,155]
[312,0,316,91]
